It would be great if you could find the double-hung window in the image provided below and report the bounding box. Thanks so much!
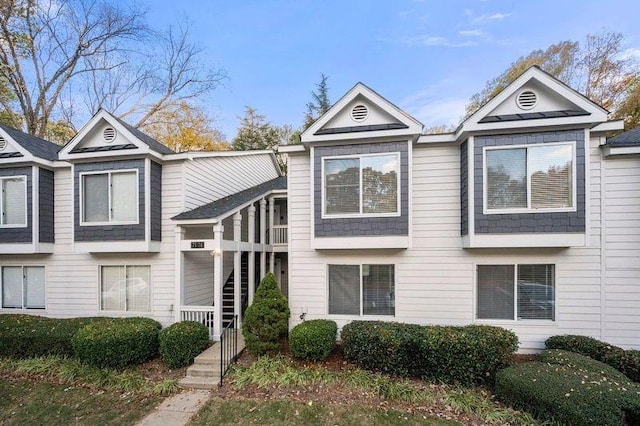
[323,153,400,217]
[476,264,555,321]
[82,170,137,224]
[484,143,575,213]
[328,264,395,316]
[1,266,45,309]
[0,176,27,227]
[100,265,150,312]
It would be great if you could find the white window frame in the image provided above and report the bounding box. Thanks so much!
[482,141,577,215]
[99,264,151,313]
[80,169,139,226]
[474,263,556,323]
[326,263,396,318]
[0,265,46,310]
[0,175,27,228]
[321,152,401,219]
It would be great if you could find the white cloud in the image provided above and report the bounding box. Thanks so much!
[472,12,511,23]
[459,29,487,38]
[400,35,476,48]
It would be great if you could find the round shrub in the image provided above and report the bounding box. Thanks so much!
[160,321,211,369]
[496,349,640,425]
[72,317,161,369]
[242,272,290,355]
[341,321,518,385]
[289,320,337,361]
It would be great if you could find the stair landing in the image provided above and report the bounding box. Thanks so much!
[179,333,245,390]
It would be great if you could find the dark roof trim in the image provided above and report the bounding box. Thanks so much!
[315,122,408,135]
[70,143,138,154]
[0,152,24,159]
[606,125,640,147]
[172,176,287,221]
[478,110,590,124]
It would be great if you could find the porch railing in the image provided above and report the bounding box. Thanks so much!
[272,224,288,245]
[179,306,215,340]
[219,314,238,387]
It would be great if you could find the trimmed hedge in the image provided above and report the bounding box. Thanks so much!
[160,321,211,369]
[289,320,337,361]
[72,317,161,369]
[0,314,108,358]
[496,349,640,425]
[546,335,640,382]
[341,321,518,385]
[242,272,290,355]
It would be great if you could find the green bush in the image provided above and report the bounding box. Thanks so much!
[0,314,108,358]
[341,321,518,385]
[72,317,161,369]
[546,334,640,382]
[242,272,290,355]
[289,320,337,361]
[496,349,640,425]
[159,321,211,369]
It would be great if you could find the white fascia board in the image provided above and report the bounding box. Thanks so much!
[60,149,157,163]
[278,144,306,153]
[304,129,420,145]
[0,243,54,254]
[591,120,625,135]
[312,235,409,250]
[602,145,640,157]
[74,241,161,253]
[166,149,275,160]
[462,233,585,248]
[463,114,605,134]
[172,218,220,226]
[417,133,458,144]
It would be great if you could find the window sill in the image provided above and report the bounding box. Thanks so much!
[80,221,139,227]
[483,207,577,215]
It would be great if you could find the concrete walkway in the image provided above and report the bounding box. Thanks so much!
[136,390,210,426]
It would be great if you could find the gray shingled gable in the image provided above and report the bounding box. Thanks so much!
[112,115,175,155]
[172,176,286,221]
[607,125,640,147]
[0,123,60,160]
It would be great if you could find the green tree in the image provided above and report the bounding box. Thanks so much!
[303,73,331,130]
[613,76,640,129]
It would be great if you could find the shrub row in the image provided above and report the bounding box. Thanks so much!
[496,349,640,425]
[546,335,640,382]
[159,321,211,369]
[0,314,108,358]
[341,321,518,385]
[289,320,337,361]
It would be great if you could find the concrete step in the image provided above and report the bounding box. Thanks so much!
[179,376,219,390]
[186,365,220,379]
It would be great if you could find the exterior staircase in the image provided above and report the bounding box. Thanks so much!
[222,252,249,327]
[179,333,245,390]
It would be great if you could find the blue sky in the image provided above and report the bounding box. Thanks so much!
[146,1,640,139]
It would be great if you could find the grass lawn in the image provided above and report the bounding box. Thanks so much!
[191,398,459,426]
[0,378,161,426]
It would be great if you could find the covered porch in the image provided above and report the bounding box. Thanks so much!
[172,177,288,341]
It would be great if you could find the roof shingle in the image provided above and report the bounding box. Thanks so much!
[607,126,640,147]
[0,123,61,160]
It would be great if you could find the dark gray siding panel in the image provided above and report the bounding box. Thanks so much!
[0,167,32,243]
[74,160,145,241]
[460,140,468,236]
[474,130,585,234]
[38,168,54,243]
[314,141,409,237]
[150,161,162,241]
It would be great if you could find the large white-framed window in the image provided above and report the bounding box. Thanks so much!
[81,170,138,225]
[100,265,150,312]
[327,264,395,316]
[483,142,576,214]
[322,152,400,218]
[0,175,27,227]
[1,266,45,309]
[476,264,555,321]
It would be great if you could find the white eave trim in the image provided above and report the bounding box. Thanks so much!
[592,120,624,134]
[417,133,457,144]
[74,241,161,253]
[166,149,275,161]
[602,145,640,157]
[0,243,54,254]
[312,235,409,250]
[278,144,306,153]
[462,233,585,248]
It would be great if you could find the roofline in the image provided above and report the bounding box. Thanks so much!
[166,149,277,161]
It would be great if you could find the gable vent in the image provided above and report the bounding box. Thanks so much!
[103,127,117,143]
[516,90,538,110]
[350,104,369,122]
[0,136,5,151]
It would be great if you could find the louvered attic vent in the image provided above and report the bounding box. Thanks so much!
[103,127,116,143]
[0,136,6,151]
[351,104,369,122]
[516,90,538,110]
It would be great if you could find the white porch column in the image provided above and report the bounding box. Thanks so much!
[259,198,267,278]
[174,227,184,322]
[233,211,242,328]
[212,223,224,340]
[268,197,275,273]
[248,204,256,305]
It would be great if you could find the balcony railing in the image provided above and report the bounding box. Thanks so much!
[180,305,215,340]
[271,225,288,245]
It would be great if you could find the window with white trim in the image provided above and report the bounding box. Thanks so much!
[323,153,400,217]
[484,143,574,213]
[100,265,150,312]
[1,266,45,309]
[0,176,27,227]
[476,264,555,321]
[82,170,137,224]
[328,264,395,316]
